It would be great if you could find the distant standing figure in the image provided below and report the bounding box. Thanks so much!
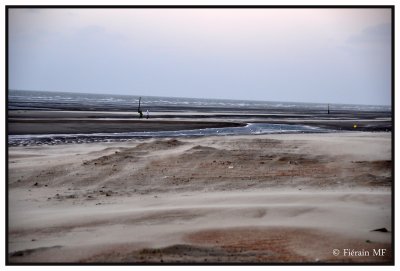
[146,110,149,119]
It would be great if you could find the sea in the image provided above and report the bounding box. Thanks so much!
[8,89,390,112]
[8,90,391,146]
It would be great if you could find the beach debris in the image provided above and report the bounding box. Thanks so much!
[371,228,389,233]
[11,251,24,257]
[353,124,358,129]
[366,240,372,243]
[10,246,63,258]
[34,182,39,186]
[228,166,234,169]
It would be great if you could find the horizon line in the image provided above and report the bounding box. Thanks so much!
[8,88,392,108]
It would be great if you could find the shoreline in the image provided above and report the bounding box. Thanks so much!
[8,109,392,136]
[8,119,244,135]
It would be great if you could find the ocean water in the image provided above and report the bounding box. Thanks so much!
[8,89,391,112]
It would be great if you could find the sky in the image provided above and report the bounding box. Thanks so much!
[8,8,392,105]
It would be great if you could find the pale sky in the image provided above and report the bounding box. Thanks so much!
[8,8,392,105]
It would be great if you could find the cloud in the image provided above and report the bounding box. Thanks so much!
[347,23,391,44]
[8,8,392,105]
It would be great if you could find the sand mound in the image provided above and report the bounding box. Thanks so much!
[135,139,185,151]
[185,227,392,263]
[8,132,392,263]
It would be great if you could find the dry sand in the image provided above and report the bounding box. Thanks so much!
[7,132,392,263]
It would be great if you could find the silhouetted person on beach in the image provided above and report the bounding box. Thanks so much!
[146,110,149,119]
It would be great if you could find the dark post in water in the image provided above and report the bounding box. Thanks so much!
[138,97,143,118]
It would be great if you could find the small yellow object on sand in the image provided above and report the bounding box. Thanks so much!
[353,124,357,129]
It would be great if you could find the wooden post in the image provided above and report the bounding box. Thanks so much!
[138,97,143,118]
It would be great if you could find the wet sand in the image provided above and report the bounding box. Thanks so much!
[8,119,243,135]
[7,132,393,263]
[8,109,392,135]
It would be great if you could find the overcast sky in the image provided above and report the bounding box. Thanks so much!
[8,8,391,105]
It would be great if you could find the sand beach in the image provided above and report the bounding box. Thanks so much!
[8,130,392,263]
